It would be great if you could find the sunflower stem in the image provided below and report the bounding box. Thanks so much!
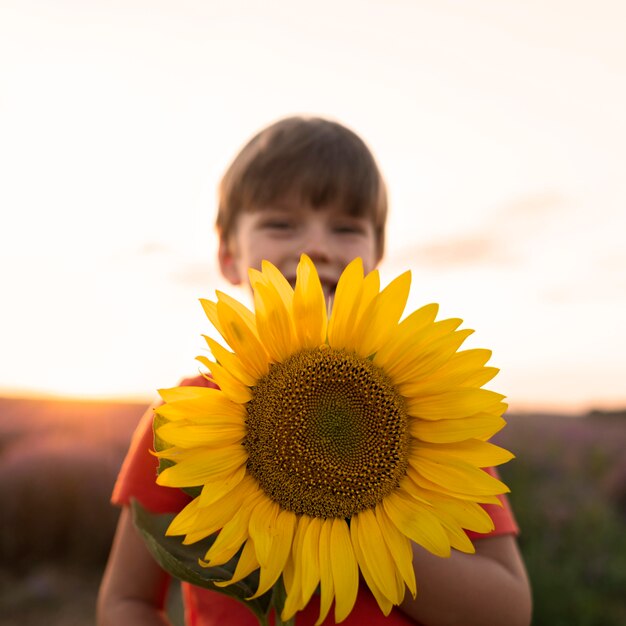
[270,578,294,626]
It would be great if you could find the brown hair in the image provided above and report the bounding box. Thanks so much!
[216,116,388,259]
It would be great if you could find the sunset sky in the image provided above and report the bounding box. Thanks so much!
[2,0,625,412]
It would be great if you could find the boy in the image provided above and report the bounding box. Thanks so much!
[97,116,532,626]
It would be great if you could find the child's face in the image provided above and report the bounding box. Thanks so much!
[219,197,379,300]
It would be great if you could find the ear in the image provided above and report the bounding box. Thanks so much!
[218,237,243,285]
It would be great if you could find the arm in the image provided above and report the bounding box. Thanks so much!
[399,534,532,626]
[97,506,173,626]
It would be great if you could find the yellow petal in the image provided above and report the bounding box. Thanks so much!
[462,367,500,388]
[433,509,477,554]
[382,489,451,558]
[293,254,327,349]
[195,356,252,404]
[329,518,359,623]
[216,290,258,335]
[327,257,364,349]
[420,487,495,535]
[340,269,381,353]
[405,388,506,421]
[216,299,269,379]
[155,390,246,423]
[282,553,295,603]
[203,335,257,386]
[158,385,221,404]
[248,261,295,313]
[157,419,245,449]
[248,267,264,290]
[409,455,510,496]
[261,509,297,594]
[167,477,246,538]
[170,475,257,542]
[415,439,514,467]
[214,538,260,586]
[248,496,278,568]
[396,349,495,396]
[281,517,312,620]
[200,299,223,336]
[156,445,247,487]
[353,271,411,358]
[355,269,380,322]
[409,413,506,443]
[402,470,486,552]
[406,468,502,505]
[301,516,322,605]
[253,281,296,362]
[202,502,254,565]
[372,303,440,369]
[260,259,295,309]
[165,497,201,536]
[197,464,247,507]
[375,505,416,599]
[389,329,474,388]
[281,557,299,621]
[248,499,297,598]
[432,347,493,378]
[352,508,403,605]
[350,514,393,616]
[315,518,334,626]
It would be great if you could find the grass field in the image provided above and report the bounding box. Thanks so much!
[0,396,624,625]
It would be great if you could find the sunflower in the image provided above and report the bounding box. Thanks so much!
[153,254,513,624]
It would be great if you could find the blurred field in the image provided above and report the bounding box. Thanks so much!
[0,396,143,626]
[0,396,624,625]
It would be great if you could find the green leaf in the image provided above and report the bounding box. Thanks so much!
[131,499,273,625]
[152,411,170,455]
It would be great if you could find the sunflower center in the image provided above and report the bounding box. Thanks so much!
[244,347,409,518]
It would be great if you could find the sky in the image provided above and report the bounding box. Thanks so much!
[1,0,625,412]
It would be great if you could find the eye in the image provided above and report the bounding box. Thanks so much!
[333,221,367,235]
[259,219,295,231]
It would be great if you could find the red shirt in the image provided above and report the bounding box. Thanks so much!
[112,376,518,626]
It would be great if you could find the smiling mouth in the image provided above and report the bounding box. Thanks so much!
[320,280,338,299]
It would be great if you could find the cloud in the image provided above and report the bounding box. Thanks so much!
[393,235,512,268]
[387,191,567,269]
[540,248,626,304]
[497,191,565,222]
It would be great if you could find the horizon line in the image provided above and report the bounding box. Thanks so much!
[1,386,624,416]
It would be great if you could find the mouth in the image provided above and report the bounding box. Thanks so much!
[320,279,338,300]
